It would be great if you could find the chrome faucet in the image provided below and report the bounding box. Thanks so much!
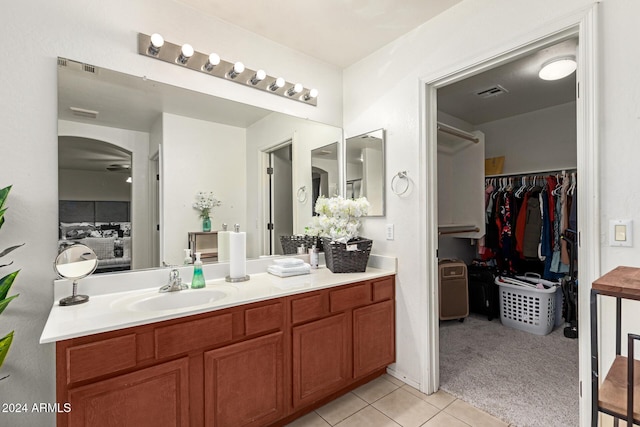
[159,268,188,293]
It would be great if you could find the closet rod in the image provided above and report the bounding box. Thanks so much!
[486,167,577,178]
[438,227,480,235]
[437,122,479,143]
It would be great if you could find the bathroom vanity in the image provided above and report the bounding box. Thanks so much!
[42,262,395,427]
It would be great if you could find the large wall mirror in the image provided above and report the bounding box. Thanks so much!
[345,129,385,216]
[57,58,342,272]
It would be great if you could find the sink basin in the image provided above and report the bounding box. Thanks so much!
[128,289,228,312]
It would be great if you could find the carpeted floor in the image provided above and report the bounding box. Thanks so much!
[439,314,579,427]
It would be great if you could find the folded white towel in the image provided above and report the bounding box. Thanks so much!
[272,257,305,267]
[267,263,311,277]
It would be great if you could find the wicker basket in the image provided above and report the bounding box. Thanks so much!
[280,235,322,255]
[321,237,373,273]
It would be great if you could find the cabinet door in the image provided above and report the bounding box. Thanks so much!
[204,332,284,427]
[353,300,395,378]
[292,313,350,409]
[67,358,189,427]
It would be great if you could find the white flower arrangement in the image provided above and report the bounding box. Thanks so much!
[305,196,370,242]
[193,191,222,219]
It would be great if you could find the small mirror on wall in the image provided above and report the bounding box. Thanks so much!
[345,129,385,216]
[311,142,339,214]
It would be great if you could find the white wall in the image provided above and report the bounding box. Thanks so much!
[0,1,342,424]
[479,101,577,174]
[162,113,246,266]
[246,113,342,258]
[344,0,640,406]
[58,169,131,201]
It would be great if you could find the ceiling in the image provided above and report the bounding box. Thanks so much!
[175,0,463,68]
[438,38,578,125]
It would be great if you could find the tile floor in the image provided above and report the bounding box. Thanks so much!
[286,374,510,427]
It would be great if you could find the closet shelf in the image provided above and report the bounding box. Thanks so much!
[438,224,480,235]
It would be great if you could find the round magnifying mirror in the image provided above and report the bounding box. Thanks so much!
[54,244,98,306]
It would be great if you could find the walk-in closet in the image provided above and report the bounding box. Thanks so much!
[435,37,580,427]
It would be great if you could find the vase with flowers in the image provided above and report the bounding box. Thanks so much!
[305,196,372,273]
[193,191,222,232]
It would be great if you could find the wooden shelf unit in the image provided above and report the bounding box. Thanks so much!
[591,266,640,426]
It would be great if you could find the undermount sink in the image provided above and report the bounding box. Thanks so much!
[127,289,228,312]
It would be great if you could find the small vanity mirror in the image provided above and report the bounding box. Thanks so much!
[311,142,339,213]
[345,129,385,216]
[54,244,98,306]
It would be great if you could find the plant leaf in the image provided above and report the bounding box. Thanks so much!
[0,186,11,210]
[0,331,14,370]
[0,271,19,301]
[0,294,18,316]
[0,243,24,259]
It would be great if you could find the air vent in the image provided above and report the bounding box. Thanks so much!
[475,85,509,99]
[57,58,68,67]
[83,63,97,74]
[70,107,99,119]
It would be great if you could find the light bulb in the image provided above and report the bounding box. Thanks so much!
[177,43,194,64]
[228,62,245,79]
[249,69,266,85]
[304,88,319,101]
[148,33,164,55]
[287,83,303,96]
[268,77,285,91]
[203,53,220,72]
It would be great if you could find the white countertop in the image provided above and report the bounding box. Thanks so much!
[40,259,396,344]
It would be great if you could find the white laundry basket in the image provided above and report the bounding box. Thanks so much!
[496,276,560,336]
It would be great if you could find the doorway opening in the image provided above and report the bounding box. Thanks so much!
[265,142,293,255]
[434,36,579,427]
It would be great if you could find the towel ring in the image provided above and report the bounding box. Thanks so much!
[297,186,308,203]
[391,171,409,195]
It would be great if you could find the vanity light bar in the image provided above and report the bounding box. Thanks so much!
[137,33,318,106]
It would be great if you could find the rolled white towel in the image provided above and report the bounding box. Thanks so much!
[272,257,305,267]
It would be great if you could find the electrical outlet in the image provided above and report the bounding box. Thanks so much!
[386,224,394,240]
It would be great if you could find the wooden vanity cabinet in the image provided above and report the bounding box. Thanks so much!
[56,275,395,427]
[289,276,396,413]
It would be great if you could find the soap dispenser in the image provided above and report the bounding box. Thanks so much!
[183,249,192,265]
[191,252,206,289]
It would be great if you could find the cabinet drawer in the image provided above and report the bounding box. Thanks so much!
[372,277,394,302]
[67,334,137,384]
[155,313,233,358]
[330,283,371,312]
[245,302,284,335]
[291,293,325,324]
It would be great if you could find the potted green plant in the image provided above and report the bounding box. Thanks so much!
[0,185,23,380]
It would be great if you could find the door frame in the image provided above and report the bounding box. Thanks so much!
[418,5,599,425]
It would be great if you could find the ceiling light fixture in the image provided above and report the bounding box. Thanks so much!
[268,77,285,92]
[249,69,266,85]
[148,33,164,56]
[202,53,220,72]
[137,33,318,106]
[227,62,245,79]
[538,56,577,81]
[177,44,194,65]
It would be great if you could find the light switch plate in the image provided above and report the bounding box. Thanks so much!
[385,224,394,240]
[609,219,633,247]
